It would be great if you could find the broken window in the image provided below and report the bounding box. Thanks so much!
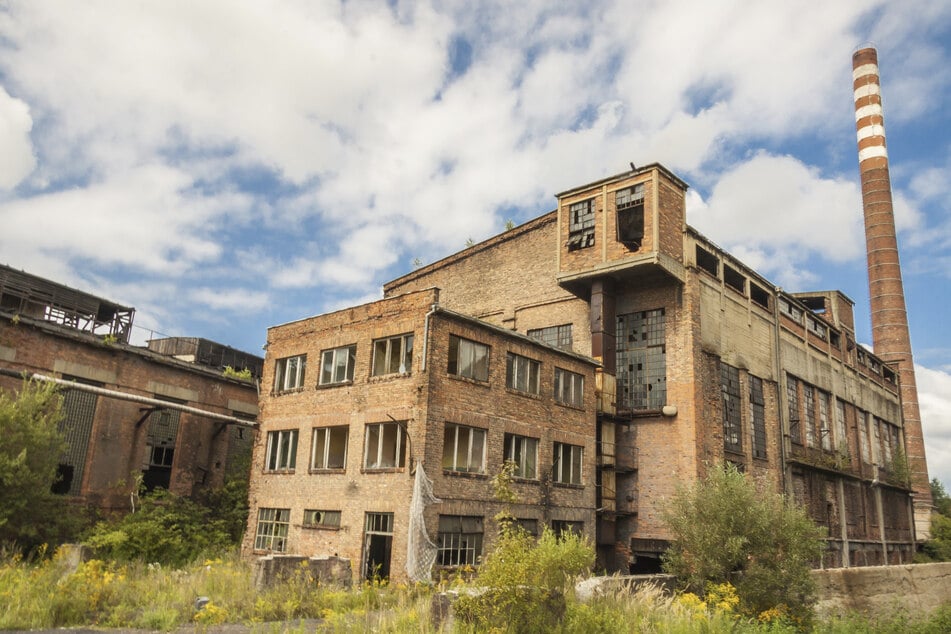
[143,396,184,491]
[320,345,356,385]
[303,509,341,529]
[554,367,584,407]
[720,363,742,453]
[553,442,583,485]
[779,297,804,324]
[803,384,817,448]
[442,423,486,473]
[696,245,719,277]
[818,390,832,451]
[372,333,413,376]
[448,335,489,381]
[53,379,100,496]
[364,422,406,469]
[616,308,666,410]
[311,426,348,470]
[723,264,746,295]
[274,354,306,393]
[363,512,394,580]
[749,375,767,459]
[750,282,770,309]
[527,324,573,351]
[504,433,539,479]
[506,352,540,394]
[567,199,595,250]
[551,520,584,537]
[834,400,849,455]
[253,507,290,552]
[858,410,871,464]
[615,184,645,249]
[266,429,298,471]
[786,375,801,444]
[808,317,828,341]
[437,515,484,567]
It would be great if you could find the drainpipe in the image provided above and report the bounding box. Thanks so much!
[421,296,440,373]
[771,289,789,497]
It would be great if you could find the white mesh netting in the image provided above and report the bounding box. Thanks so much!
[405,463,441,583]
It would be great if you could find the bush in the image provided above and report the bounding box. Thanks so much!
[662,463,825,624]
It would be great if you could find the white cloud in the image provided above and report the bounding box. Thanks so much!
[687,153,864,286]
[917,364,951,487]
[0,85,35,189]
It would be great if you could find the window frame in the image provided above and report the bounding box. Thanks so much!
[265,429,298,472]
[447,335,490,381]
[363,421,407,470]
[505,352,540,395]
[302,509,342,530]
[615,184,645,248]
[749,375,767,460]
[553,441,583,486]
[554,367,584,407]
[504,433,539,479]
[442,423,487,474]
[527,324,573,351]
[273,354,306,393]
[310,425,349,471]
[437,515,484,567]
[254,507,290,552]
[371,333,414,377]
[319,345,357,386]
[567,198,595,250]
[721,363,742,454]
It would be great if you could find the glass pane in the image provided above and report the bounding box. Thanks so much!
[321,351,333,384]
[380,423,398,467]
[402,335,413,373]
[365,425,380,468]
[373,340,387,376]
[387,339,401,374]
[470,429,484,472]
[328,428,347,469]
[313,429,326,468]
[472,344,488,381]
[443,426,456,469]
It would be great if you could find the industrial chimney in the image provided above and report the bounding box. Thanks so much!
[852,46,932,538]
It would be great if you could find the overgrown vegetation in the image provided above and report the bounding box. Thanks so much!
[918,478,951,562]
[0,380,91,550]
[222,365,253,381]
[662,462,826,626]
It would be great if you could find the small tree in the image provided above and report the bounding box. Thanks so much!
[0,379,73,549]
[662,463,825,623]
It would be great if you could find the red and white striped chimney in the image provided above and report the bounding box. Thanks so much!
[852,46,932,538]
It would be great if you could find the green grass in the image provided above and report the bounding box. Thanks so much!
[1,547,949,633]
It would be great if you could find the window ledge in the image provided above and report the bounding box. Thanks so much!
[554,400,585,411]
[443,469,489,479]
[317,380,354,390]
[272,387,307,396]
[553,482,584,490]
[368,372,412,384]
[361,467,406,474]
[505,387,541,400]
[263,469,296,475]
[512,476,540,484]
[301,525,341,531]
[309,468,346,475]
[447,374,490,387]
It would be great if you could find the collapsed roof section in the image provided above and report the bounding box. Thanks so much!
[0,263,134,343]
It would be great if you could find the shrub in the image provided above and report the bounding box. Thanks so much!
[662,463,825,624]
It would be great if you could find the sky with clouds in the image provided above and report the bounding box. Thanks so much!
[0,1,949,485]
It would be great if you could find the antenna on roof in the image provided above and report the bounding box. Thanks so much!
[629,162,637,171]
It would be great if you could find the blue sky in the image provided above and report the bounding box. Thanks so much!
[1,1,949,485]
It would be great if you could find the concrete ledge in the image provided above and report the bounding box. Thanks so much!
[813,562,951,619]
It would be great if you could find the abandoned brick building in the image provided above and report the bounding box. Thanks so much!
[0,264,261,510]
[245,159,923,580]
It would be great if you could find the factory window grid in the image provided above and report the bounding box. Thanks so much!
[786,375,801,445]
[858,410,872,464]
[364,422,407,470]
[437,515,484,567]
[274,354,306,393]
[527,324,573,351]
[818,391,832,451]
[372,333,414,376]
[749,375,767,459]
[616,308,666,410]
[720,363,742,453]
[567,199,595,250]
[303,509,341,529]
[320,345,356,385]
[442,423,487,474]
[504,433,539,479]
[265,429,298,472]
[254,507,290,552]
[551,520,584,537]
[834,399,849,455]
[311,426,348,470]
[506,352,540,395]
[553,442,583,485]
[55,380,100,496]
[803,384,817,448]
[554,367,584,407]
[779,297,804,324]
[448,335,489,381]
[615,184,645,248]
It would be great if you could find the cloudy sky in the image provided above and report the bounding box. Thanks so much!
[1,1,949,484]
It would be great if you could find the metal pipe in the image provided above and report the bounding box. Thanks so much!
[0,367,257,427]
